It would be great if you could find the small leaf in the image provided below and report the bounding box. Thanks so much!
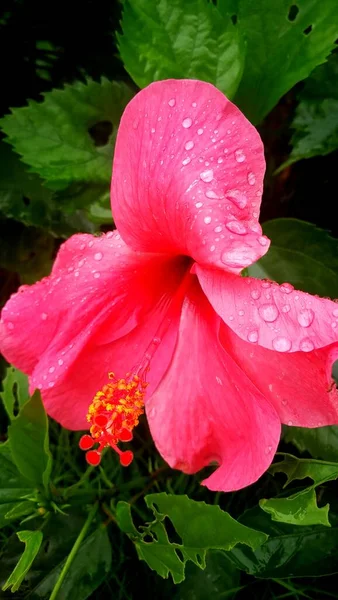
[0,442,32,527]
[118,0,244,98]
[0,366,29,420]
[116,493,267,583]
[2,530,43,593]
[8,390,52,491]
[279,53,338,170]
[221,0,338,123]
[0,78,133,189]
[5,500,36,521]
[260,488,330,527]
[269,453,338,488]
[247,219,338,297]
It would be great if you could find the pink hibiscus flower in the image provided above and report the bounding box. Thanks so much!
[1,79,338,492]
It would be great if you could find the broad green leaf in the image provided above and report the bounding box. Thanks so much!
[228,506,338,577]
[28,526,112,600]
[247,219,338,297]
[0,78,133,189]
[118,0,244,98]
[116,493,267,583]
[260,488,330,527]
[0,442,32,527]
[269,453,338,488]
[220,0,338,123]
[8,390,52,491]
[278,53,338,170]
[4,500,36,522]
[174,551,241,599]
[0,366,29,420]
[284,424,338,462]
[2,530,43,593]
[0,142,97,236]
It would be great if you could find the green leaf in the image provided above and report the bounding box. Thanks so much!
[8,390,52,491]
[221,0,338,123]
[0,78,133,189]
[116,493,267,583]
[174,551,241,599]
[28,527,112,600]
[0,142,97,237]
[260,488,330,527]
[279,53,338,170]
[2,530,43,593]
[228,506,338,577]
[0,442,32,527]
[118,0,244,98]
[269,453,338,488]
[4,500,37,522]
[284,424,338,462]
[0,366,29,420]
[247,219,338,297]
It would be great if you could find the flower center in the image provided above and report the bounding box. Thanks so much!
[79,371,148,467]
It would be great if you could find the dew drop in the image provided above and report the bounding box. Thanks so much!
[288,420,293,426]
[221,248,255,268]
[258,235,269,246]
[106,231,114,239]
[235,149,246,163]
[297,308,314,328]
[41,313,48,320]
[197,128,204,135]
[217,157,223,164]
[226,221,247,235]
[200,169,213,182]
[333,308,338,318]
[299,337,315,352]
[251,289,261,300]
[7,322,14,330]
[247,330,258,343]
[182,117,192,129]
[259,304,279,322]
[88,240,94,248]
[168,98,176,107]
[214,225,222,233]
[280,283,294,294]
[195,201,203,208]
[94,252,103,261]
[204,216,212,224]
[226,189,247,209]
[93,272,101,279]
[58,359,64,366]
[272,336,292,352]
[132,118,139,129]
[210,245,216,252]
[332,322,337,328]
[238,310,245,316]
[265,445,273,454]
[182,157,191,166]
[205,190,219,199]
[49,366,55,374]
[185,140,194,150]
[282,304,291,313]
[247,172,256,185]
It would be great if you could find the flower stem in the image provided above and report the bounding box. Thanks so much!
[49,502,98,600]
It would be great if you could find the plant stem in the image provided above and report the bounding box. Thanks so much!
[49,502,98,600]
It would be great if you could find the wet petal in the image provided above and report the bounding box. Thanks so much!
[112,79,268,273]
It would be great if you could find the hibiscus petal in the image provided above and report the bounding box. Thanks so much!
[0,231,187,405]
[196,266,338,353]
[146,281,281,492]
[221,323,338,428]
[112,79,268,273]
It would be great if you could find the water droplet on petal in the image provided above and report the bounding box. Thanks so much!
[132,118,139,129]
[41,313,48,320]
[195,201,203,208]
[58,359,64,366]
[280,282,294,294]
[247,172,256,185]
[182,117,192,128]
[221,248,255,268]
[205,190,219,199]
[272,336,291,352]
[258,235,269,246]
[197,128,204,135]
[204,216,212,224]
[49,366,55,374]
[265,445,273,454]
[182,157,191,166]
[94,252,103,261]
[247,330,258,343]
[214,225,222,233]
[185,140,194,150]
[297,308,314,328]
[299,337,315,352]
[282,304,291,313]
[332,322,337,328]
[251,289,261,300]
[210,245,216,252]
[333,308,338,317]
[168,98,176,107]
[238,310,245,316]
[235,149,246,163]
[226,221,247,235]
[200,169,213,183]
[93,272,101,279]
[226,189,247,209]
[7,322,14,330]
[259,304,279,322]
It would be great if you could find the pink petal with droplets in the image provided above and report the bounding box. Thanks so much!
[146,282,280,492]
[112,79,268,273]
